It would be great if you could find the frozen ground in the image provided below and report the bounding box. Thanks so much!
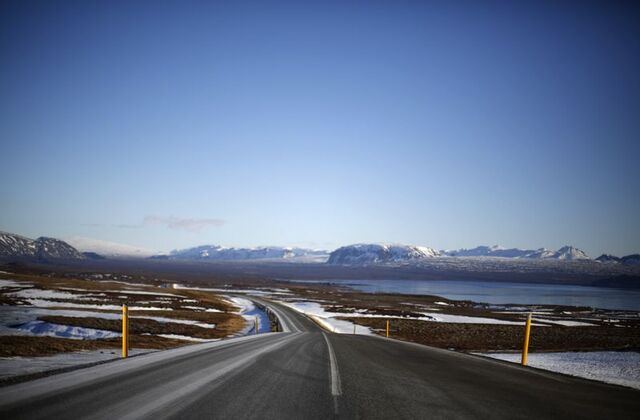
[0,348,153,380]
[419,312,537,325]
[477,351,640,390]
[279,300,537,334]
[0,278,224,341]
[174,284,293,296]
[225,296,271,335]
[14,321,120,340]
[279,301,373,334]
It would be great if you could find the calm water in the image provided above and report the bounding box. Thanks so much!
[293,279,640,311]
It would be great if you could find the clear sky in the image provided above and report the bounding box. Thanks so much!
[1,1,639,256]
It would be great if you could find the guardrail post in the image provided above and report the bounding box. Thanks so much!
[122,304,128,358]
[386,319,390,338]
[521,313,532,366]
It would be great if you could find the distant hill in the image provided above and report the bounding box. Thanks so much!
[327,244,440,265]
[444,245,590,261]
[0,231,85,261]
[329,243,593,265]
[82,251,106,260]
[596,253,640,266]
[156,245,329,262]
[65,236,154,258]
[445,245,535,258]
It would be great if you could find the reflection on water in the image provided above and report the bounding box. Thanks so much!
[294,279,640,311]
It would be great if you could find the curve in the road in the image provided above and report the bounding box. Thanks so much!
[0,297,638,420]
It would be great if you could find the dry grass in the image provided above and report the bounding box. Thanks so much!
[0,335,190,358]
[0,272,249,358]
[348,317,640,352]
[38,315,244,339]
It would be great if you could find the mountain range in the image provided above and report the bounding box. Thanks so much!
[0,231,85,261]
[442,245,590,260]
[0,230,638,266]
[327,244,439,265]
[159,245,328,261]
[327,244,594,265]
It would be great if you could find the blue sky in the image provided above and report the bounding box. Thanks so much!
[1,1,639,256]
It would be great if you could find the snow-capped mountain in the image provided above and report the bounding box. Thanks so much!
[445,245,535,258]
[0,231,85,260]
[543,246,590,260]
[524,248,557,259]
[327,244,440,265]
[329,243,594,265]
[65,236,155,258]
[445,245,590,260]
[163,245,328,261]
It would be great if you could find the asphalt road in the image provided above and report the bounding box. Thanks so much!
[1,299,638,419]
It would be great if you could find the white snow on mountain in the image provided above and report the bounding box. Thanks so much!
[446,245,590,260]
[65,236,156,258]
[445,245,534,258]
[547,246,590,260]
[328,243,597,265]
[0,231,84,260]
[327,244,440,265]
[165,245,328,261]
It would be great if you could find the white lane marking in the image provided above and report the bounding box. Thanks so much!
[89,332,301,420]
[322,332,342,397]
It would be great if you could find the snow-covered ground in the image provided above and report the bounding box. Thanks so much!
[0,306,121,339]
[225,296,271,335]
[174,284,292,296]
[477,351,640,390]
[531,318,597,327]
[0,279,222,341]
[7,288,104,301]
[0,279,32,288]
[279,300,536,332]
[419,312,538,325]
[279,301,373,334]
[0,349,153,380]
[14,321,120,340]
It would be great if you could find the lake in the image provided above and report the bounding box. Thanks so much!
[293,279,640,311]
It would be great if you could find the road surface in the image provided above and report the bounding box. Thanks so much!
[1,298,638,419]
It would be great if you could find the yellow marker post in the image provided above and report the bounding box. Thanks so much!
[521,313,532,366]
[255,316,258,335]
[386,319,390,338]
[122,304,129,358]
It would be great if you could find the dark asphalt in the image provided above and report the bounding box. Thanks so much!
[1,299,638,419]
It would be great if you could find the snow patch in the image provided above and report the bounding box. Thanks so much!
[14,320,120,340]
[420,312,538,325]
[153,334,218,342]
[279,301,372,335]
[8,288,101,301]
[225,296,271,334]
[0,279,32,289]
[477,351,640,390]
[533,318,597,327]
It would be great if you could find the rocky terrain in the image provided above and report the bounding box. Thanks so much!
[0,232,84,261]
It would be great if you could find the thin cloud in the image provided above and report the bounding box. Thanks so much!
[144,216,226,232]
[114,223,144,229]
